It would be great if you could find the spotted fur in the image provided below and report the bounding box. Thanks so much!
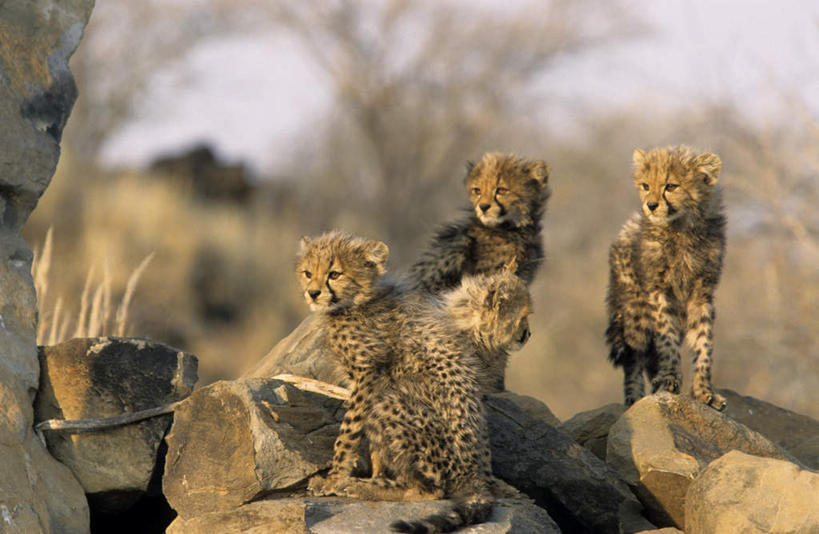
[606,146,727,410]
[298,232,531,533]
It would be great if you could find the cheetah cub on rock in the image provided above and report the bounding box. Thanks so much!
[606,146,727,410]
[298,232,532,533]
[408,152,550,295]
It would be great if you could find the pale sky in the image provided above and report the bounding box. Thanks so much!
[100,0,819,176]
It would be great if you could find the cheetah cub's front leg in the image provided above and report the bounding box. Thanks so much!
[685,298,726,411]
[649,290,682,395]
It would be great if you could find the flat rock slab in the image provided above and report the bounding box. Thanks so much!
[685,450,819,534]
[485,393,653,534]
[166,497,559,534]
[606,392,796,528]
[721,388,819,470]
[34,337,197,512]
[559,403,626,461]
[163,378,345,520]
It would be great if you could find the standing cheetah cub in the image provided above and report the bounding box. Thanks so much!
[298,232,532,533]
[408,152,550,295]
[606,146,727,410]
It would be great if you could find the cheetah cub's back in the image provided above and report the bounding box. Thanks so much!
[605,145,727,410]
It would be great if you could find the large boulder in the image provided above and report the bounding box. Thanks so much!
[163,378,345,520]
[0,0,94,532]
[166,497,559,534]
[243,314,349,387]
[721,388,819,470]
[685,450,819,534]
[558,403,626,461]
[485,393,654,534]
[34,337,198,512]
[606,392,796,528]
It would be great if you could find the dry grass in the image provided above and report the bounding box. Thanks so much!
[32,226,154,345]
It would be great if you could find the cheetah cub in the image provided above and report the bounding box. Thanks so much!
[299,232,532,533]
[606,146,727,410]
[408,152,550,295]
[296,230,403,479]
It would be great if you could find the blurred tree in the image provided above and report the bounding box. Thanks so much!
[267,0,642,265]
[64,0,242,163]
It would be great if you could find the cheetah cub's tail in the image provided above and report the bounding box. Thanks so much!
[390,491,493,534]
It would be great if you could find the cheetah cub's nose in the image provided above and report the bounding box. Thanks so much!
[647,201,659,212]
[308,289,321,300]
[479,203,491,213]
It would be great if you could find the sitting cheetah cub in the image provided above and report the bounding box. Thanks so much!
[296,231,403,478]
[606,146,727,410]
[408,152,550,295]
[299,232,532,533]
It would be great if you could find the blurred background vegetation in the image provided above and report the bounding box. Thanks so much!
[24,0,819,420]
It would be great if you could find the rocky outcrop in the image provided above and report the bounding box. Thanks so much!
[34,337,198,512]
[721,388,819,470]
[0,1,94,532]
[685,450,819,534]
[243,314,349,387]
[166,497,559,534]
[163,378,346,520]
[606,392,796,528]
[558,403,625,460]
[485,393,653,534]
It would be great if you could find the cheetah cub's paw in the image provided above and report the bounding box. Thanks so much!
[650,374,681,395]
[693,389,727,411]
[488,477,522,499]
[307,473,354,497]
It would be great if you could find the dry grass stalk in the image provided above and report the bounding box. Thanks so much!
[32,228,154,345]
[115,252,155,337]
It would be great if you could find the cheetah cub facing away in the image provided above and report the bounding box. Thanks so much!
[606,146,727,410]
[298,232,532,533]
[408,152,550,295]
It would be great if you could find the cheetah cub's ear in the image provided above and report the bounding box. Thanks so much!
[525,160,550,187]
[692,152,721,186]
[362,240,389,275]
[632,148,647,169]
[298,236,312,254]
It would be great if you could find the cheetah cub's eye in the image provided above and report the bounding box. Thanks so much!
[328,271,342,280]
[470,187,481,195]
[303,270,312,279]
[640,183,649,191]
[496,187,509,195]
[665,184,679,192]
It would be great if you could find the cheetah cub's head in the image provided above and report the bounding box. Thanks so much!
[633,146,722,225]
[297,231,389,312]
[466,152,550,228]
[445,271,532,352]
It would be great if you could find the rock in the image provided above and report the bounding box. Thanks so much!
[163,378,345,520]
[636,529,683,534]
[0,0,94,532]
[685,450,819,534]
[494,391,560,426]
[166,497,559,534]
[34,337,198,512]
[606,392,796,528]
[721,388,819,470]
[559,403,626,460]
[485,393,654,534]
[243,314,349,387]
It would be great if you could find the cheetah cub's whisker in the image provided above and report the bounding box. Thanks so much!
[605,146,727,411]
